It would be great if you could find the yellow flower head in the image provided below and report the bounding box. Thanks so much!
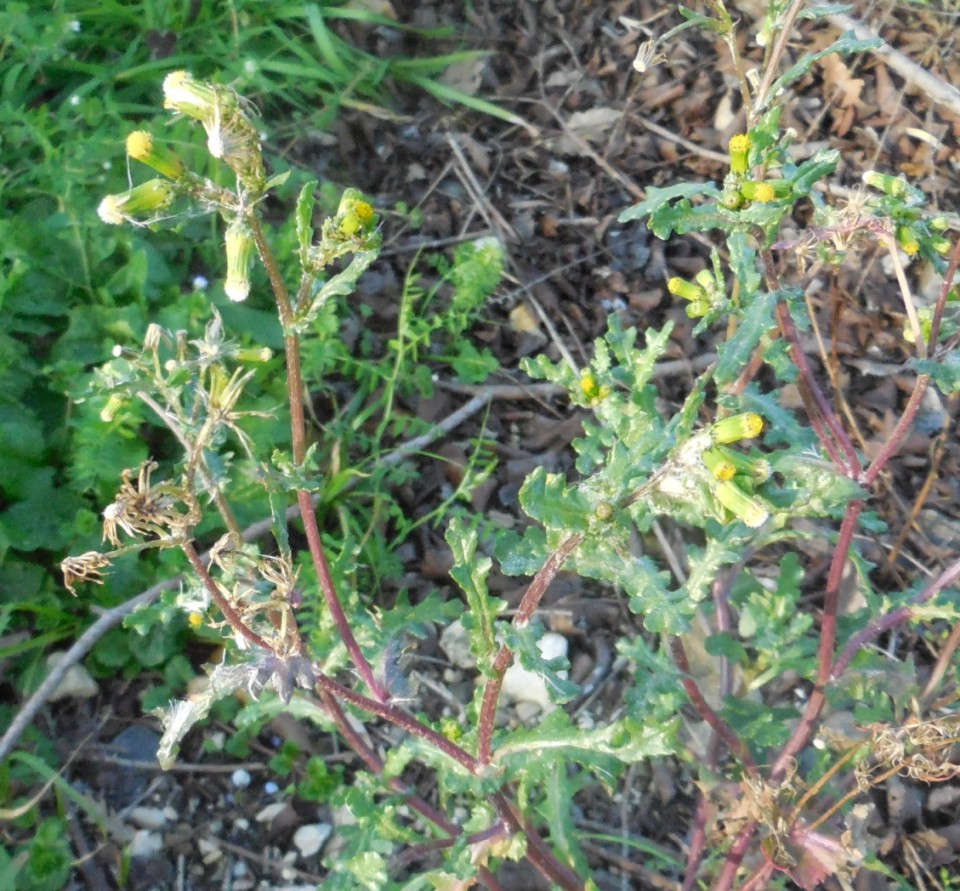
[335,189,377,238]
[702,447,736,481]
[740,180,776,203]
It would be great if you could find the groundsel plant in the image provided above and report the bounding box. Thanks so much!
[64,1,960,882]
[71,70,660,890]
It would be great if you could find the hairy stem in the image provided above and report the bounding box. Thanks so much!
[312,677,581,888]
[751,0,806,124]
[770,502,861,780]
[181,540,272,651]
[668,637,757,775]
[249,216,385,700]
[477,532,584,763]
[492,792,586,891]
[760,250,861,476]
[834,552,960,679]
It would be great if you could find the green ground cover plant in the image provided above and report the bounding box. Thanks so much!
[0,2,511,885]
[3,1,960,889]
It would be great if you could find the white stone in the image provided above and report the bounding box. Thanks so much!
[128,829,163,858]
[255,802,287,824]
[128,806,170,830]
[439,620,474,670]
[500,631,569,713]
[198,838,222,863]
[46,653,98,701]
[230,768,251,788]
[515,700,544,722]
[292,822,332,857]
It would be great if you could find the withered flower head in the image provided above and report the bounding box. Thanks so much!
[61,551,112,595]
[102,461,191,546]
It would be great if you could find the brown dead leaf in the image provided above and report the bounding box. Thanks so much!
[551,107,622,155]
[440,57,485,97]
[822,53,865,109]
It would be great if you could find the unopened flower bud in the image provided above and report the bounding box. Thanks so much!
[685,299,713,319]
[711,413,763,444]
[728,134,751,176]
[721,189,744,210]
[163,70,218,121]
[714,480,769,528]
[235,347,273,362]
[100,394,125,422]
[594,502,614,521]
[903,307,933,345]
[126,130,185,180]
[224,219,254,302]
[695,269,716,291]
[668,276,707,303]
[718,446,772,484]
[895,224,919,256]
[97,178,175,225]
[702,447,737,481]
[929,235,952,256]
[862,170,908,199]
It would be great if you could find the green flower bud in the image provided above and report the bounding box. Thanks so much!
[99,394,125,423]
[903,306,933,345]
[694,269,716,292]
[685,299,713,319]
[440,717,462,742]
[224,219,254,302]
[713,480,769,528]
[711,413,763,444]
[929,235,952,256]
[126,130,186,180]
[163,70,219,121]
[728,134,751,176]
[895,224,919,256]
[862,170,908,198]
[668,276,707,302]
[721,189,744,210]
[594,502,614,521]
[713,446,772,483]
[97,178,176,225]
[702,447,737,481]
[235,347,273,363]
